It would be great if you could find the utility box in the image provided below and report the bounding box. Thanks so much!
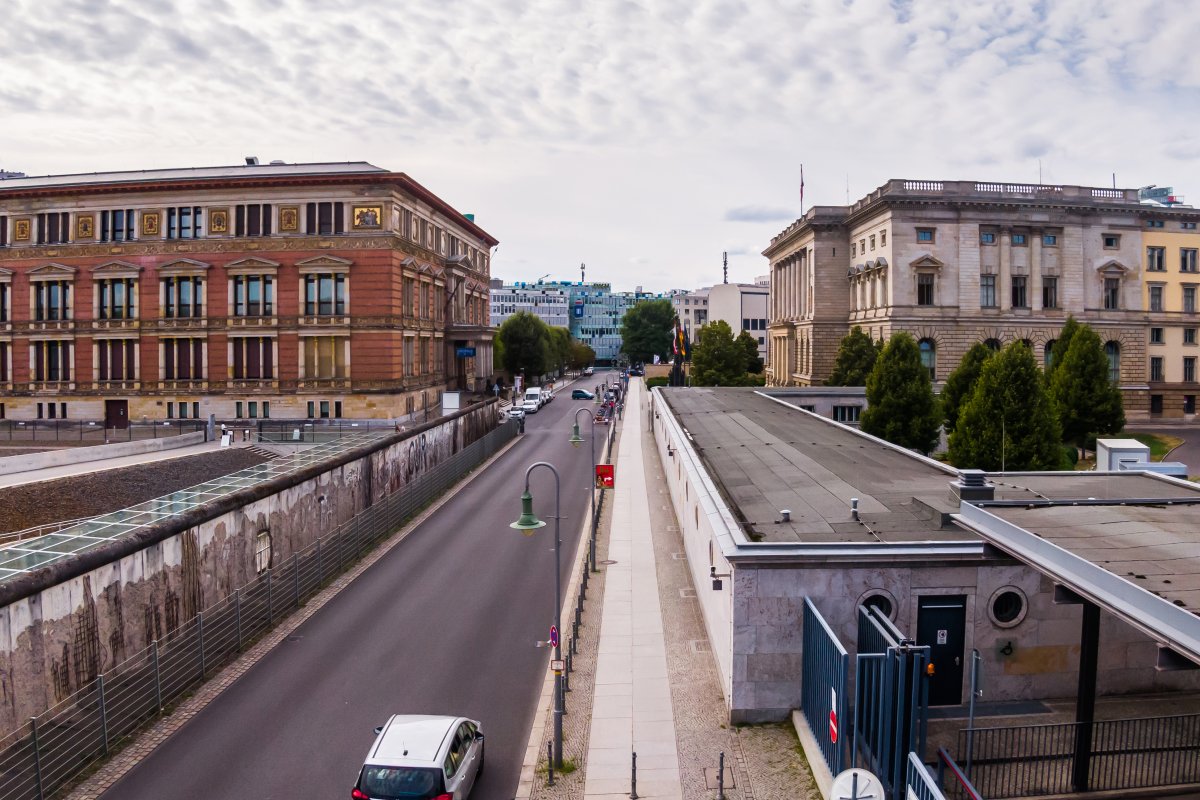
[1096,438,1150,471]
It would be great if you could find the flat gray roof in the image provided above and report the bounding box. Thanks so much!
[0,161,385,191]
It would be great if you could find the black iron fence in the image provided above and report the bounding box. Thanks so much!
[0,420,518,800]
[0,420,204,443]
[801,598,849,776]
[959,712,1200,797]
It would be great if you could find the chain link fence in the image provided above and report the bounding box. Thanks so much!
[0,419,519,800]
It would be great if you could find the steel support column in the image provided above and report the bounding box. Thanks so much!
[1072,600,1100,792]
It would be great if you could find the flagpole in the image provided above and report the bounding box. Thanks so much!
[800,164,805,215]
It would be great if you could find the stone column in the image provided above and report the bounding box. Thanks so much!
[1031,231,1043,310]
[999,229,1012,310]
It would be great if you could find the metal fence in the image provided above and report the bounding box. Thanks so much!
[801,598,849,776]
[0,420,204,443]
[907,752,948,800]
[254,419,410,444]
[958,712,1200,798]
[934,747,984,800]
[0,420,519,800]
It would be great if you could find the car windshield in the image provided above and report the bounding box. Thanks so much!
[357,766,444,799]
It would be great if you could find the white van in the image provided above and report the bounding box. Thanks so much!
[522,387,543,413]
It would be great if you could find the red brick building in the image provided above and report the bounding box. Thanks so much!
[0,162,497,422]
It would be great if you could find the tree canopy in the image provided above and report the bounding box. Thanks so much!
[568,339,596,371]
[548,326,572,374]
[737,331,764,374]
[620,299,676,363]
[691,321,749,386]
[948,341,1065,471]
[860,332,941,455]
[498,311,551,378]
[826,326,882,386]
[1048,323,1125,450]
[940,342,993,432]
[1046,315,1082,381]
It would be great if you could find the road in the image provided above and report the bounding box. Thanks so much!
[103,379,609,800]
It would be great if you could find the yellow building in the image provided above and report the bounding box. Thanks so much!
[1142,217,1200,416]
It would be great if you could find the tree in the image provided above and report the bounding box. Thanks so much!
[941,342,993,432]
[568,339,596,371]
[493,336,505,373]
[1049,323,1125,453]
[1046,315,1082,381]
[549,327,572,375]
[620,299,675,363]
[691,321,748,386]
[948,341,1064,471]
[826,326,881,386]
[498,311,551,378]
[737,331,764,373]
[860,333,941,455]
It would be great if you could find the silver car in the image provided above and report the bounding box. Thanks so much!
[353,715,484,800]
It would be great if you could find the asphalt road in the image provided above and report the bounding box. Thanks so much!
[102,383,607,800]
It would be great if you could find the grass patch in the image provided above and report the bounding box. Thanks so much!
[537,757,579,775]
[1121,432,1183,461]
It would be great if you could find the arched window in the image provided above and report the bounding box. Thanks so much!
[984,338,1002,352]
[1044,340,1056,369]
[1020,338,1033,350]
[1105,341,1121,383]
[918,338,936,381]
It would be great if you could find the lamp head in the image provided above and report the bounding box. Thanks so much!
[569,422,584,447]
[510,490,547,534]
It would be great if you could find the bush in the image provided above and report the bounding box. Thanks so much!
[645,376,669,388]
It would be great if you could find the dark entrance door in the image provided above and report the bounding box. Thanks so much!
[916,595,966,706]
[104,399,129,430]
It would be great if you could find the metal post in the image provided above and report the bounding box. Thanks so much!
[967,649,980,779]
[523,461,565,769]
[30,716,43,800]
[198,611,206,678]
[152,639,163,712]
[547,741,554,786]
[97,674,109,754]
[718,751,726,800]
[1072,601,1101,792]
[630,751,638,799]
[293,552,300,606]
[235,589,243,650]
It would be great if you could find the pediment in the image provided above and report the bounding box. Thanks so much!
[0,267,12,282]
[908,252,944,270]
[92,260,142,277]
[296,255,353,269]
[872,256,888,268]
[1095,258,1129,276]
[158,258,211,275]
[28,263,76,279]
[225,256,281,271]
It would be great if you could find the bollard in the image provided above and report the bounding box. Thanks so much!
[547,741,555,786]
[564,655,571,693]
[718,751,726,800]
[630,751,638,799]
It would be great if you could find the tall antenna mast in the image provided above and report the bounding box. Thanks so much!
[580,262,585,283]
[723,251,728,284]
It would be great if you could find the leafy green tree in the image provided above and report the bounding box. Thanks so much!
[737,331,764,373]
[568,339,596,371]
[620,299,675,363]
[691,321,748,386]
[860,333,941,454]
[826,326,881,386]
[498,311,551,378]
[941,342,993,432]
[1046,315,1082,381]
[549,327,572,374]
[949,341,1064,471]
[1049,323,1125,454]
[493,336,505,373]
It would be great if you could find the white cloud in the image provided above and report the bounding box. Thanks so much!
[0,0,1197,291]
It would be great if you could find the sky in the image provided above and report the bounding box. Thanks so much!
[1,0,1198,293]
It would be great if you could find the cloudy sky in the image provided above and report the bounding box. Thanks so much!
[1,0,1197,292]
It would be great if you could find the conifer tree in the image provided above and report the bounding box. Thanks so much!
[1049,323,1125,454]
[941,342,993,432]
[860,333,941,455]
[826,326,880,386]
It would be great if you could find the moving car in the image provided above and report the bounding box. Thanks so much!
[571,389,595,400]
[353,714,484,800]
[583,366,594,376]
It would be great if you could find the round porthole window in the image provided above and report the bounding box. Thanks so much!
[857,589,898,621]
[989,587,1028,628]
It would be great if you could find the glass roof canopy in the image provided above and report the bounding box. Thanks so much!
[0,431,390,583]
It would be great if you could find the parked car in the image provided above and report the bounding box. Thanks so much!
[522,387,543,413]
[571,389,595,400]
[507,406,526,420]
[583,366,594,376]
[542,388,554,404]
[353,714,484,800]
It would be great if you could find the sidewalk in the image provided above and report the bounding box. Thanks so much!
[0,438,226,489]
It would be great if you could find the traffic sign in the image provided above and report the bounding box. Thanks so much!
[549,625,559,648]
[829,710,838,743]
[550,659,565,672]
[595,464,615,489]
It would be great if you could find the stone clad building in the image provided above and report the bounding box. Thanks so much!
[765,179,1200,416]
[0,162,497,422]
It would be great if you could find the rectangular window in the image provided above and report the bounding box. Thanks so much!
[1187,328,1198,345]
[0,215,7,247]
[320,400,331,418]
[32,340,71,381]
[1043,234,1058,246]
[236,401,244,418]
[235,204,273,237]
[1011,233,1027,246]
[980,232,995,244]
[1187,395,1196,414]
[304,274,346,315]
[306,401,315,418]
[1182,249,1198,273]
[248,401,259,419]
[96,339,136,381]
[916,228,935,243]
[232,275,274,316]
[1151,327,1164,344]
[880,231,886,246]
[34,281,72,320]
[303,336,347,379]
[1104,278,1120,310]
[1011,276,1028,308]
[99,209,136,242]
[1150,286,1164,312]
[833,405,861,423]
[162,276,204,318]
[97,278,136,319]
[1103,234,1120,249]
[869,235,876,251]
[1186,357,1197,383]
[167,402,174,419]
[335,401,343,418]
[1185,286,1197,314]
[36,212,70,245]
[166,206,203,239]
[980,275,997,308]
[305,202,345,235]
[1150,356,1164,382]
[403,338,415,377]
[0,342,8,382]
[1184,222,1198,230]
[1147,247,1166,271]
[231,336,274,379]
[1147,220,1165,228]
[917,274,935,306]
[161,338,204,380]
[192,401,200,419]
[1042,276,1058,309]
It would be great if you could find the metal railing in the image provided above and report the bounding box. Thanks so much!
[959,713,1200,797]
[935,747,984,800]
[0,420,204,443]
[801,598,849,775]
[907,752,948,800]
[0,420,518,800]
[0,518,92,546]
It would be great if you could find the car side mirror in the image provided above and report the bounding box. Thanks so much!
[374,725,384,735]
[475,731,485,741]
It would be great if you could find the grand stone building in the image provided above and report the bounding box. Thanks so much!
[765,179,1200,415]
[0,162,497,422]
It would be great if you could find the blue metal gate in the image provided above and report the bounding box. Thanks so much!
[802,598,849,775]
[855,605,932,800]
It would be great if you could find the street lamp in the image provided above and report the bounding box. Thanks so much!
[510,462,564,769]
[570,407,597,572]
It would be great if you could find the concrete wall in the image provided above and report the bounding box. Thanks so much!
[0,401,497,732]
[0,430,206,476]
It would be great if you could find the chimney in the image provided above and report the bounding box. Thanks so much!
[950,469,995,504]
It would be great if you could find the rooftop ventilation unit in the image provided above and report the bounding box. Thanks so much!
[245,156,259,165]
